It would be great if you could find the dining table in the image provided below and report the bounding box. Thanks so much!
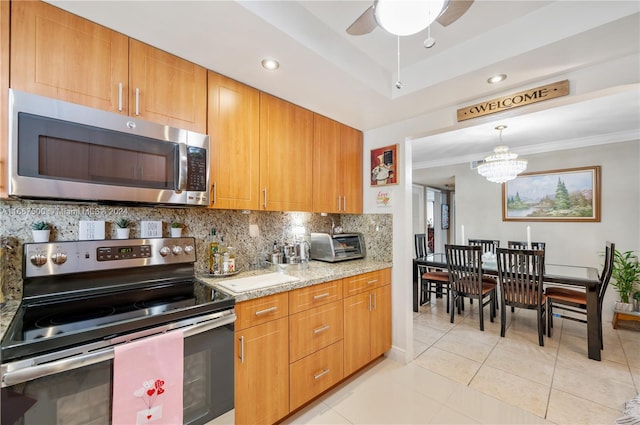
[413,253,602,361]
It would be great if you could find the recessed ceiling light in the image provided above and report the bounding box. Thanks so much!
[487,74,507,84]
[261,58,279,70]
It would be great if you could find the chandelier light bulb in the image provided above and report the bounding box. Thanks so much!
[374,0,446,36]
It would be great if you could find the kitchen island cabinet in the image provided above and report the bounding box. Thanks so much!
[312,115,363,214]
[259,93,314,212]
[207,72,261,210]
[11,1,207,133]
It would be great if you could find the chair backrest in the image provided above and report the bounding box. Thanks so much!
[598,241,615,307]
[508,240,546,250]
[496,247,546,308]
[445,244,483,295]
[468,239,500,254]
[414,233,427,258]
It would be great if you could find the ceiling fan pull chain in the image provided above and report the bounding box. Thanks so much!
[395,36,403,90]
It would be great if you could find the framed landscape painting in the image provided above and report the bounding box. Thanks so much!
[502,166,600,222]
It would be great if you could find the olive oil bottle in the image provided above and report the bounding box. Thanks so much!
[208,228,220,274]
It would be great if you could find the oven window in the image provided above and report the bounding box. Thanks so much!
[18,113,176,190]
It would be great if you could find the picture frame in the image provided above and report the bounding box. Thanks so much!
[441,204,449,229]
[502,166,601,222]
[370,144,398,186]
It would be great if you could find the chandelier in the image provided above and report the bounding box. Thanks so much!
[477,126,527,183]
[374,0,446,36]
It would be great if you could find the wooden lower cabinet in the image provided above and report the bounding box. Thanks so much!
[289,340,344,411]
[234,270,390,424]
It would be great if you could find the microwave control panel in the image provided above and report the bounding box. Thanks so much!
[186,146,207,191]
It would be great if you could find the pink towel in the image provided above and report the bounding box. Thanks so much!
[112,331,184,425]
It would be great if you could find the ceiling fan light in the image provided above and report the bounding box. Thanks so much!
[374,0,446,36]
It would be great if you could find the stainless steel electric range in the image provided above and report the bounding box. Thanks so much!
[1,237,235,425]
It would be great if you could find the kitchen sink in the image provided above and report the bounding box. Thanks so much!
[215,272,300,293]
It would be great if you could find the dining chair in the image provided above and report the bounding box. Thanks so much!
[415,234,450,309]
[468,239,500,254]
[445,244,497,330]
[508,241,546,250]
[496,247,547,346]
[546,241,615,349]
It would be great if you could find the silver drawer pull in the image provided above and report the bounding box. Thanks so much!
[313,325,330,334]
[313,292,330,300]
[254,306,277,316]
[314,369,330,380]
[367,279,378,285]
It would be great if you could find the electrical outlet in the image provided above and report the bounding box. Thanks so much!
[249,224,259,237]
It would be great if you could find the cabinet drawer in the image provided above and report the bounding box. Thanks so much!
[289,300,343,362]
[235,292,289,331]
[343,268,391,298]
[289,340,344,411]
[289,279,342,315]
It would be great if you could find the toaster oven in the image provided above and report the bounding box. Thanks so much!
[310,233,366,262]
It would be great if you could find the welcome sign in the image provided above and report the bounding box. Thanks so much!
[457,80,569,122]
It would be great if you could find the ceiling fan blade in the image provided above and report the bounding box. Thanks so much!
[436,0,474,27]
[346,5,377,35]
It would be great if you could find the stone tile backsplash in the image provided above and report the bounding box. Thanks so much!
[0,199,392,300]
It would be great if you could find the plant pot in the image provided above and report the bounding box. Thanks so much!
[32,229,50,243]
[115,228,130,239]
[633,299,640,312]
[170,228,182,238]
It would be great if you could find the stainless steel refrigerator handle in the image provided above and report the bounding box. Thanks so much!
[2,312,236,387]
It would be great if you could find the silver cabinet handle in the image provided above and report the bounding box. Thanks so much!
[212,182,217,204]
[239,336,245,364]
[314,369,330,380]
[254,306,277,316]
[313,292,330,300]
[118,82,123,112]
[135,87,140,116]
[313,325,330,334]
[367,279,378,285]
[372,292,377,310]
[343,196,347,212]
[337,196,341,211]
[369,293,372,311]
[263,188,267,209]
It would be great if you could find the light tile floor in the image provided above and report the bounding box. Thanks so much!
[211,297,640,425]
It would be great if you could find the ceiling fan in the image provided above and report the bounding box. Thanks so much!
[346,0,474,36]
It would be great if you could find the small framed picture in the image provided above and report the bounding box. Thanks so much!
[370,144,398,186]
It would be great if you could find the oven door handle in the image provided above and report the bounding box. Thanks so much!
[2,311,236,388]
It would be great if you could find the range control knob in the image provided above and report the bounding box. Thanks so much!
[159,247,171,257]
[30,254,48,267]
[51,252,67,265]
[183,245,194,255]
[172,245,183,255]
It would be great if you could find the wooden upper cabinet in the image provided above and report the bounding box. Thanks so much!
[129,39,207,133]
[259,93,313,212]
[10,1,129,112]
[1,0,9,198]
[207,71,260,210]
[312,114,363,214]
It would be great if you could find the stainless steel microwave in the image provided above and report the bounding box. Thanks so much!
[7,89,210,206]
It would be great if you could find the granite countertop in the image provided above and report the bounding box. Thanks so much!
[198,259,393,302]
[0,259,392,343]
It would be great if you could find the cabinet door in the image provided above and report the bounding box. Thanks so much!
[207,72,260,210]
[129,39,207,133]
[370,285,392,359]
[340,125,363,214]
[312,114,341,213]
[343,292,371,377]
[235,317,289,425]
[10,1,128,112]
[259,93,313,212]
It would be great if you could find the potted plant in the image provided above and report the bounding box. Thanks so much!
[32,221,51,243]
[611,249,640,310]
[170,222,184,238]
[115,218,132,239]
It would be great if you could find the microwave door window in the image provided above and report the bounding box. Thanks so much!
[18,113,178,190]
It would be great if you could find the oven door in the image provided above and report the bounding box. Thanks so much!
[1,312,235,425]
